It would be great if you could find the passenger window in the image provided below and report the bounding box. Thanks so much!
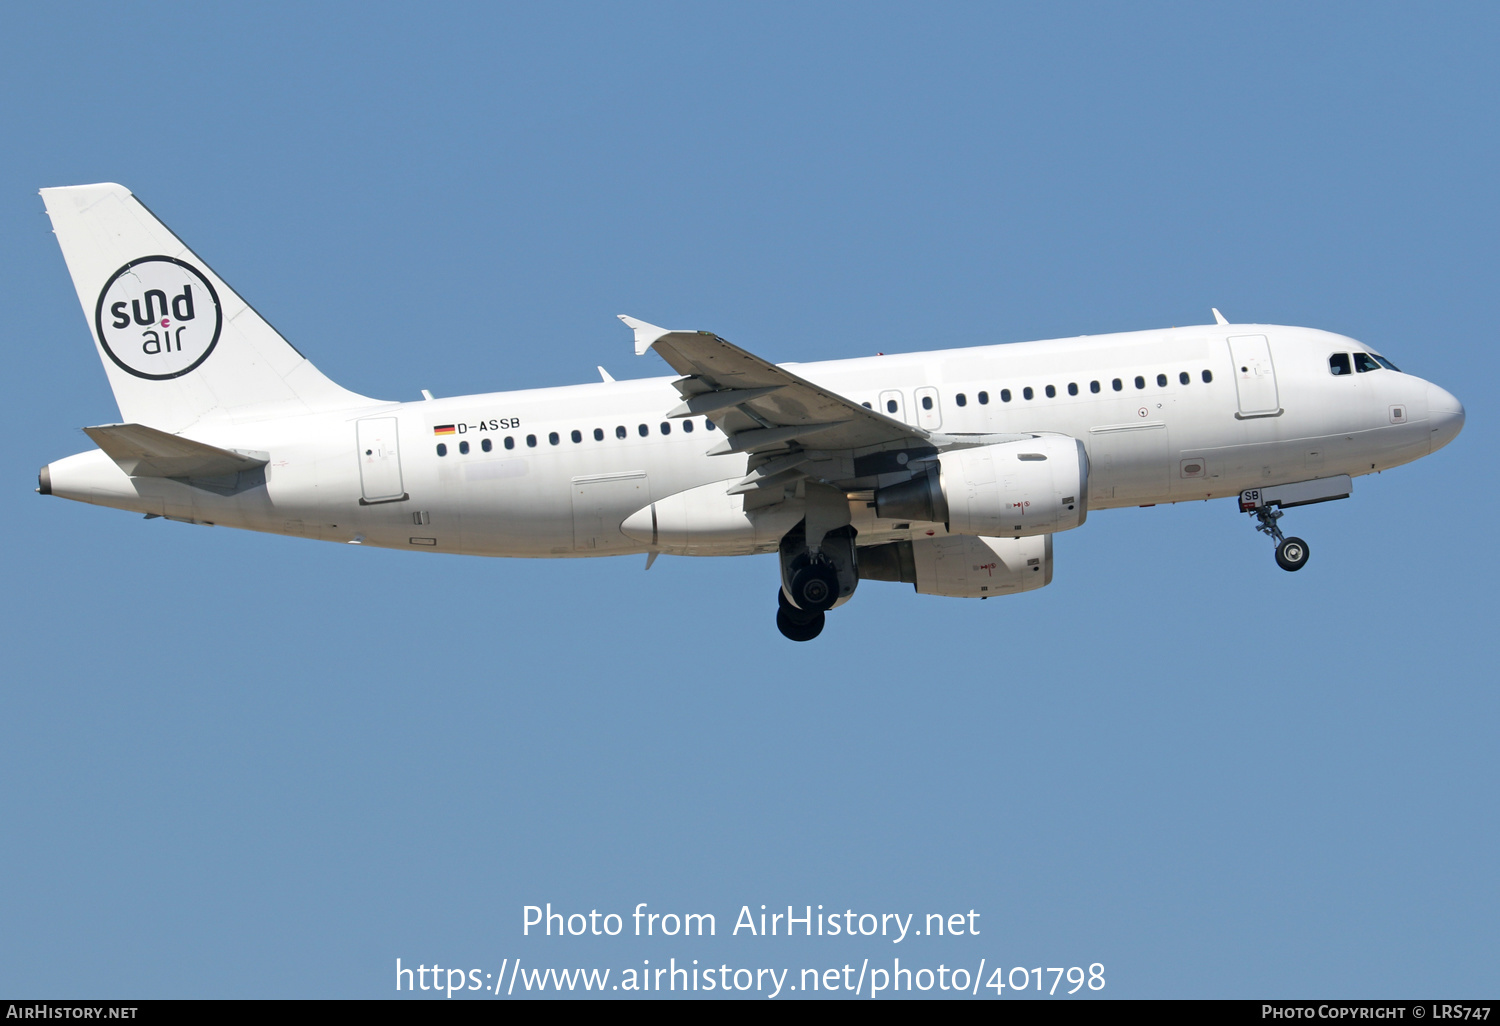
[1068,382,1078,396]
[1090,380,1100,394]
[660,422,671,435]
[1135,376,1146,389]
[615,426,627,439]
[705,420,717,431]
[593,428,604,441]
[436,443,447,457]
[1157,373,1168,387]
[1353,353,1381,373]
[481,437,492,452]
[1044,385,1056,398]
[1113,378,1123,391]
[886,399,898,414]
[526,434,537,447]
[571,429,582,443]
[548,432,560,445]
[1201,369,1213,383]
[921,395,933,410]
[638,424,649,437]
[955,393,967,407]
[1329,353,1351,376]
[459,440,470,454]
[1179,371,1190,385]
[504,436,515,450]
[1023,386,1034,400]
[682,420,694,433]
[979,391,990,404]
[862,401,872,409]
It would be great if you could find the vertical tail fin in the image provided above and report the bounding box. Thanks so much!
[41,183,374,432]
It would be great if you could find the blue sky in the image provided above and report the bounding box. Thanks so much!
[1,2,1495,999]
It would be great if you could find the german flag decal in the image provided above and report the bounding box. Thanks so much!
[433,425,456,436]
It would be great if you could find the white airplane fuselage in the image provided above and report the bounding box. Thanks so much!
[45,323,1463,558]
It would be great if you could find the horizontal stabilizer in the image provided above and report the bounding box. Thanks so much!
[83,423,268,479]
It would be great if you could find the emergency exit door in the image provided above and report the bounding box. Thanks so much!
[1227,335,1281,417]
[914,386,943,429]
[356,417,408,504]
[878,390,909,424]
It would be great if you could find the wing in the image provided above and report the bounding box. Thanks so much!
[621,316,927,453]
[621,316,1033,513]
[621,316,953,509]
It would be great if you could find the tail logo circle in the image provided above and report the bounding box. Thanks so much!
[95,256,223,380]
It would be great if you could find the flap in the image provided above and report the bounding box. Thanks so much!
[83,423,268,478]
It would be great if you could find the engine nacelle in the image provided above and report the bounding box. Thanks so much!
[874,435,1088,537]
[859,534,1052,598]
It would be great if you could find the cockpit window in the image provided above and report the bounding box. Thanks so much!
[1353,352,1382,373]
[1329,353,1351,376]
[1374,355,1401,372]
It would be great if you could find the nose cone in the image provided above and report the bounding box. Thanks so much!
[1427,383,1465,453]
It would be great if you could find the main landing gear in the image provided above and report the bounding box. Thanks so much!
[1242,489,1310,572]
[777,588,826,642]
[775,517,856,642]
[776,557,839,642]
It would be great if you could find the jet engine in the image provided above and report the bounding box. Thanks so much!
[873,435,1088,536]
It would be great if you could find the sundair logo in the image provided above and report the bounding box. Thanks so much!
[109,283,196,333]
[94,256,222,380]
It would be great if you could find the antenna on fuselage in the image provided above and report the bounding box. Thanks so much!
[1212,308,1229,325]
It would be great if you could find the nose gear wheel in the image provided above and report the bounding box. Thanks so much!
[1275,536,1310,571]
[1245,497,1312,572]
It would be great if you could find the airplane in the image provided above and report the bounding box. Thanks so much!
[36,183,1465,641]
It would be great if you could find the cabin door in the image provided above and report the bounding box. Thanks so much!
[1227,335,1280,417]
[356,417,407,504]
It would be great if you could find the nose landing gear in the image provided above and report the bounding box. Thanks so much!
[1242,489,1310,572]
